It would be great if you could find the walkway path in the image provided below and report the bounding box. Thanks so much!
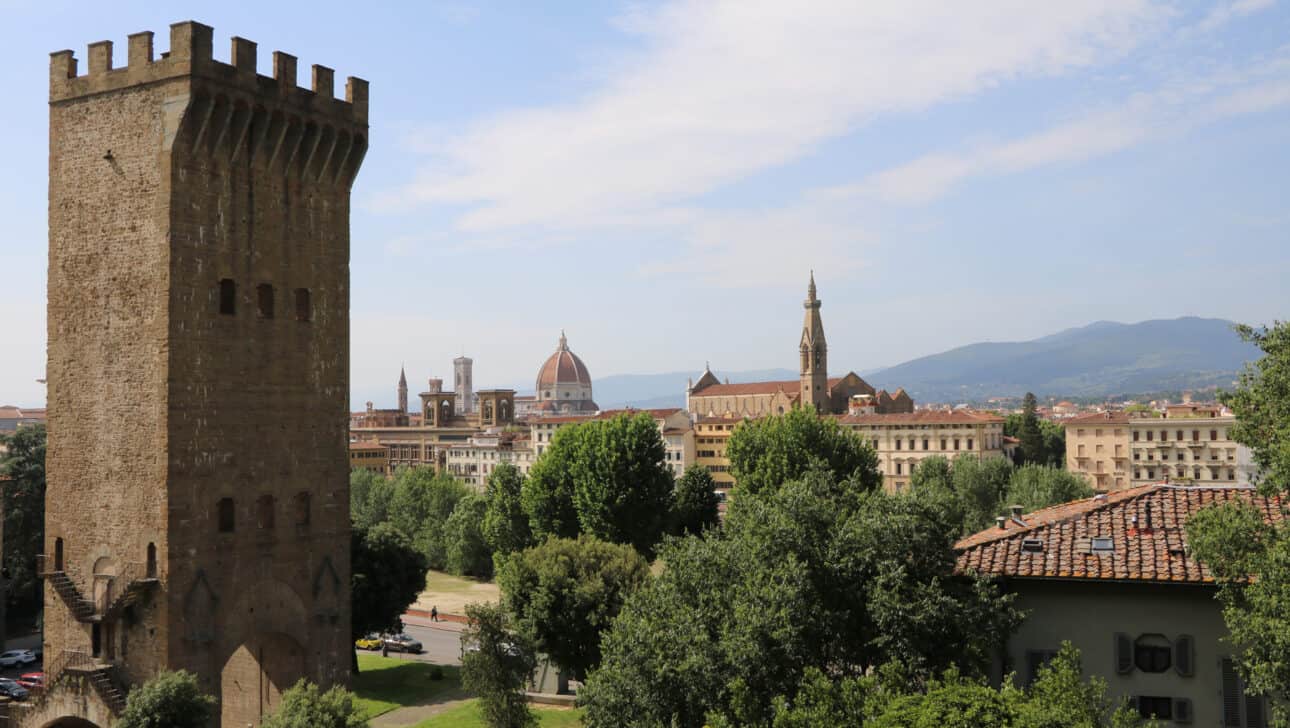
[369,693,472,727]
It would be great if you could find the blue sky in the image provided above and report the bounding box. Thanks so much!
[3,1,1289,409]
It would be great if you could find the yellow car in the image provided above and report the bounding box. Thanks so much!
[354,635,383,651]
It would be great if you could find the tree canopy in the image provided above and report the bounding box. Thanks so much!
[116,670,218,728]
[909,455,1092,536]
[483,462,534,556]
[260,680,367,728]
[0,424,45,620]
[497,536,650,680]
[444,493,494,578]
[522,413,675,557]
[726,407,881,496]
[351,522,427,645]
[673,465,720,536]
[461,601,537,728]
[1185,321,1290,724]
[579,470,1021,726]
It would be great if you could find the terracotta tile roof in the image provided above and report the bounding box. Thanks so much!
[1063,411,1131,425]
[697,415,746,424]
[691,378,843,398]
[530,415,595,425]
[595,407,683,420]
[955,484,1285,584]
[838,410,1004,425]
[348,441,388,451]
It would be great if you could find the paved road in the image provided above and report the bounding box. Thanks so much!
[356,616,465,666]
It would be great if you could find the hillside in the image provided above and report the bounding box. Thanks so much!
[593,317,1259,408]
[863,317,1256,402]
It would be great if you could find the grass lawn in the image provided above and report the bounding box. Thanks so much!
[413,570,501,616]
[353,654,464,719]
[410,700,584,728]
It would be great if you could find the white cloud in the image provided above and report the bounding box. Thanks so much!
[390,0,1164,232]
[1191,0,1276,36]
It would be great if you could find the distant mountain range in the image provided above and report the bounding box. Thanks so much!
[594,317,1259,409]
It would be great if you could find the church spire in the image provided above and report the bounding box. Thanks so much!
[800,272,829,412]
[397,364,409,413]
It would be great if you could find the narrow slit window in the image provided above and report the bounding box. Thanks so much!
[294,288,311,322]
[257,495,275,529]
[219,279,236,315]
[217,498,235,533]
[257,284,275,319]
[295,492,311,527]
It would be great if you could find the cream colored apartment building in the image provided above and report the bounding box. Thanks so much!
[1065,406,1246,492]
[694,415,741,490]
[838,410,1007,492]
[444,429,537,489]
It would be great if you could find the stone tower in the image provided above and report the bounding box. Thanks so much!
[398,366,409,413]
[37,22,366,728]
[454,355,474,415]
[799,272,829,412]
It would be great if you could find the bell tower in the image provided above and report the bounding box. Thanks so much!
[398,366,409,413]
[799,272,829,412]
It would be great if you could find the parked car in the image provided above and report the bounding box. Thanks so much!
[16,673,44,691]
[354,635,382,651]
[383,634,423,654]
[0,651,36,668]
[0,679,30,700]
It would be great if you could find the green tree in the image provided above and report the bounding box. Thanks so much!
[116,670,217,728]
[580,471,1020,726]
[483,462,534,556]
[1039,419,1067,468]
[388,467,469,569]
[522,426,583,541]
[726,407,881,496]
[950,455,1014,534]
[497,536,650,680]
[1005,465,1093,515]
[1018,393,1046,465]
[445,494,494,578]
[461,601,537,728]
[1014,642,1149,728]
[351,523,427,670]
[523,414,675,556]
[1185,321,1290,723]
[1223,323,1290,489]
[673,465,720,536]
[0,424,45,619]
[261,679,367,728]
[350,467,393,531]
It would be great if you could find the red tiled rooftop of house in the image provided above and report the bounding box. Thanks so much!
[348,441,388,451]
[691,378,845,397]
[1062,411,1132,425]
[954,484,1285,584]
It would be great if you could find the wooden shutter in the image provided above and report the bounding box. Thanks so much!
[1221,657,1242,727]
[1174,634,1194,677]
[1173,698,1193,724]
[1115,632,1133,674]
[1245,693,1266,728]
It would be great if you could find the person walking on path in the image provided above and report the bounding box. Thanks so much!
[430,606,439,622]
[381,640,389,658]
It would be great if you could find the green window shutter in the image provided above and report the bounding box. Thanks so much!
[1245,692,1266,728]
[1115,632,1133,674]
[1174,634,1194,677]
[1173,698,1193,724]
[1221,657,1242,727]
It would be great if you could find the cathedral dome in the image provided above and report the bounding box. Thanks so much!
[536,332,592,391]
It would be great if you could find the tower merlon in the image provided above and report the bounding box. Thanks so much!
[49,20,369,125]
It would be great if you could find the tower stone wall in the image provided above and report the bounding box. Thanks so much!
[454,356,473,415]
[799,273,829,412]
[41,21,366,727]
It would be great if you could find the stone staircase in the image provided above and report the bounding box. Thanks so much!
[38,555,159,624]
[37,557,96,622]
[84,664,127,714]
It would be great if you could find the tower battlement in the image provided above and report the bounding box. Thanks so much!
[50,21,367,126]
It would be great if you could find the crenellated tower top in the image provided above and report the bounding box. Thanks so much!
[50,21,367,125]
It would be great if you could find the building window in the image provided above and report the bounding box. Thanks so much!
[1135,696,1173,721]
[954,439,960,451]
[1134,634,1171,672]
[1147,431,1154,441]
[1211,430,1219,441]
[257,284,275,318]
[257,495,275,529]
[294,288,311,321]
[895,439,902,450]
[295,492,311,526]
[967,438,974,450]
[895,463,902,475]
[1133,431,1140,442]
[219,279,236,315]
[1177,430,1184,441]
[217,498,235,533]
[941,439,947,450]
[908,439,915,451]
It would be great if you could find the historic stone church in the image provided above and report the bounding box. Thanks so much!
[686,274,913,418]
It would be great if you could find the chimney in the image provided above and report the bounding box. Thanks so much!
[1010,504,1023,518]
[1144,503,1153,530]
[995,516,1007,529]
